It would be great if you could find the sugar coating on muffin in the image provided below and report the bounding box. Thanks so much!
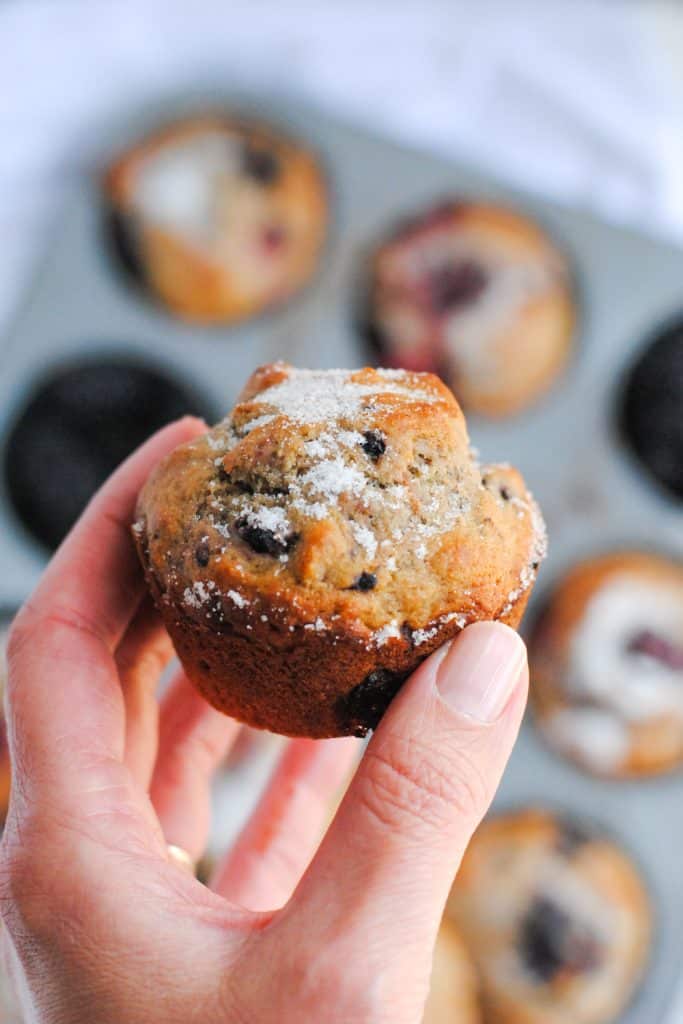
[364,201,575,417]
[530,552,683,778]
[106,115,328,323]
[447,809,652,1024]
[135,362,546,737]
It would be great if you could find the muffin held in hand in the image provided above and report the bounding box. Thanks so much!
[134,362,546,737]
[363,201,575,417]
[447,809,652,1024]
[105,115,328,323]
[530,551,683,778]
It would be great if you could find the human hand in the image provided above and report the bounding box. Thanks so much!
[0,418,528,1024]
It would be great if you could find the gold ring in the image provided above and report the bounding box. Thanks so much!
[167,843,196,875]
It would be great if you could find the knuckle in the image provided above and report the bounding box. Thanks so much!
[359,735,490,834]
[118,636,171,681]
[8,601,105,664]
[286,942,382,1023]
[0,837,53,936]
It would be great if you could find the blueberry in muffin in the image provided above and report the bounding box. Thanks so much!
[134,362,546,738]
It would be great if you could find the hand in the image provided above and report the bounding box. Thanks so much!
[0,418,528,1024]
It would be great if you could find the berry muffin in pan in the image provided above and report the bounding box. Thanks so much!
[620,318,683,501]
[530,552,683,778]
[424,919,482,1024]
[447,809,652,1024]
[134,362,546,738]
[4,357,214,551]
[105,114,328,323]
[363,201,575,417]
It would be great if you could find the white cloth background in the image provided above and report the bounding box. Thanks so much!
[1,0,683,1019]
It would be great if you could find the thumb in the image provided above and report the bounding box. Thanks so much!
[282,622,527,1017]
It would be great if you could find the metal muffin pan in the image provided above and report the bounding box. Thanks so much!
[1,89,682,1021]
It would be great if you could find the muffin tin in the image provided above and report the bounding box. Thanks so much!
[0,89,682,1021]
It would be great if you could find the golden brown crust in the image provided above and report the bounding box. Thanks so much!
[135,363,545,737]
[447,809,652,1024]
[530,551,683,778]
[105,115,328,323]
[366,200,575,418]
[423,920,482,1024]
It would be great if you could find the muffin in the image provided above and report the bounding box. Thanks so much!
[529,552,683,778]
[134,362,546,738]
[4,358,214,550]
[106,114,328,323]
[447,809,652,1024]
[423,920,482,1024]
[620,318,683,500]
[363,201,575,417]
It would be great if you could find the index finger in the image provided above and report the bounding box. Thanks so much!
[5,417,205,805]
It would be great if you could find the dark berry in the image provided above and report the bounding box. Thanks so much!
[428,260,488,313]
[342,668,409,735]
[262,224,287,252]
[361,430,386,461]
[520,897,602,982]
[234,516,297,557]
[350,572,377,592]
[242,146,281,185]
[620,321,683,500]
[195,541,210,567]
[628,629,683,670]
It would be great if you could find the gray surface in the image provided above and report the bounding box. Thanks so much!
[1,89,682,1021]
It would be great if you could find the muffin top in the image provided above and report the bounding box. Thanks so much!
[136,363,546,647]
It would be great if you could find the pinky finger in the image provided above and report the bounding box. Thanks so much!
[211,736,361,911]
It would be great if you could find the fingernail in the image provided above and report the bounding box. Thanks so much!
[435,622,526,722]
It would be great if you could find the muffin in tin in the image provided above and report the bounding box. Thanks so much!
[106,114,328,323]
[134,362,546,738]
[447,808,652,1024]
[620,318,683,501]
[4,357,214,551]
[530,552,683,778]
[424,919,482,1024]
[363,201,575,417]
